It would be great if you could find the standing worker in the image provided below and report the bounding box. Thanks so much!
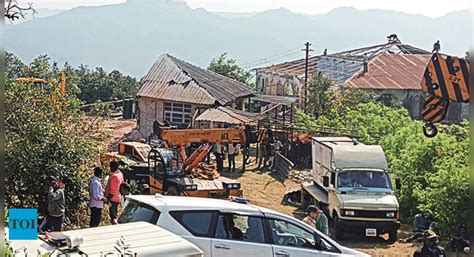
[413,230,446,257]
[257,130,268,169]
[89,167,105,228]
[363,53,369,73]
[269,136,283,171]
[432,40,441,53]
[43,176,65,232]
[316,203,329,236]
[105,161,124,225]
[213,142,223,172]
[302,205,319,227]
[227,143,237,173]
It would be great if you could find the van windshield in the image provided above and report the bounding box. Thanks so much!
[337,171,391,189]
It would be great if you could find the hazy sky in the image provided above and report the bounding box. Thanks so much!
[20,0,472,18]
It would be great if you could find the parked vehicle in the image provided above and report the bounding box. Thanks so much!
[8,222,204,256]
[119,194,370,257]
[104,141,242,198]
[300,137,400,242]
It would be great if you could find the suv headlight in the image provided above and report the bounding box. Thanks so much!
[386,212,395,218]
[344,210,355,216]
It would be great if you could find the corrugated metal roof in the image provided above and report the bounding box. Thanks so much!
[195,106,264,124]
[255,40,429,77]
[345,54,431,90]
[253,94,299,106]
[138,54,255,105]
[255,56,318,77]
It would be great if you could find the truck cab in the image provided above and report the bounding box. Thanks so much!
[301,137,400,242]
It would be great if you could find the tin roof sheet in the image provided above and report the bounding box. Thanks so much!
[195,106,264,124]
[255,41,429,77]
[138,54,255,105]
[345,54,431,90]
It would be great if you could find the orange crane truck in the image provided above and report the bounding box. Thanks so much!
[105,122,257,199]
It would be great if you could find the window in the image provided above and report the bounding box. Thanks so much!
[215,214,265,243]
[266,219,339,253]
[118,200,160,224]
[164,102,192,125]
[170,211,217,237]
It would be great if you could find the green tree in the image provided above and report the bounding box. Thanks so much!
[208,53,252,84]
[5,52,140,104]
[5,80,109,224]
[306,73,336,117]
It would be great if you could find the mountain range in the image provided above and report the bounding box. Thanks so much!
[5,0,471,78]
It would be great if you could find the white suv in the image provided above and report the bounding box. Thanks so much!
[118,195,369,257]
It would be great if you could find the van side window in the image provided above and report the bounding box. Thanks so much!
[215,214,265,243]
[331,172,336,186]
[170,211,217,237]
[118,200,160,224]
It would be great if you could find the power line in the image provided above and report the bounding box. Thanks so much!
[240,47,302,68]
[241,50,302,69]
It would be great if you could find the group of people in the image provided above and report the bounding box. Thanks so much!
[212,142,241,173]
[398,213,469,256]
[302,204,329,236]
[257,129,283,171]
[88,161,130,228]
[40,161,131,233]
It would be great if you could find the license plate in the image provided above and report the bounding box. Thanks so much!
[365,228,377,237]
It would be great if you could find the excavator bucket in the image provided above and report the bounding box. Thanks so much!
[420,53,470,137]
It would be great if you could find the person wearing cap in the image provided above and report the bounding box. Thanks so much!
[413,230,446,257]
[302,205,319,227]
[42,175,66,232]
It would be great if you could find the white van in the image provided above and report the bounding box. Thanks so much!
[8,222,203,256]
[119,194,370,257]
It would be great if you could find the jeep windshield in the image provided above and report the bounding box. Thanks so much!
[337,170,392,191]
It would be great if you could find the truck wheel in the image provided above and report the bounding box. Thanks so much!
[165,186,180,196]
[334,215,344,240]
[388,229,397,244]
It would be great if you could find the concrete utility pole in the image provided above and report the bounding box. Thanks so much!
[302,42,313,109]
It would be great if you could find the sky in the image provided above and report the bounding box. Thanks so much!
[19,0,472,18]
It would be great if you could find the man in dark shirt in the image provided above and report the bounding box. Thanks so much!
[413,230,446,257]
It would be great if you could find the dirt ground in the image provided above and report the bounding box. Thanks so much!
[104,118,465,257]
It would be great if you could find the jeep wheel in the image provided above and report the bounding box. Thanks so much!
[165,186,180,196]
[388,229,397,244]
[334,215,344,240]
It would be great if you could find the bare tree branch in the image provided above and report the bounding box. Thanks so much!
[5,0,36,22]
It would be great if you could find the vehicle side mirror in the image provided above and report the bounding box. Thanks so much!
[395,178,401,190]
[323,176,329,187]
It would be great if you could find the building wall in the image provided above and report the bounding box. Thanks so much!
[130,96,209,140]
[255,72,305,106]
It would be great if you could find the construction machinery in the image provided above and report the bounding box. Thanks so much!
[420,53,469,137]
[15,71,67,96]
[105,122,257,198]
